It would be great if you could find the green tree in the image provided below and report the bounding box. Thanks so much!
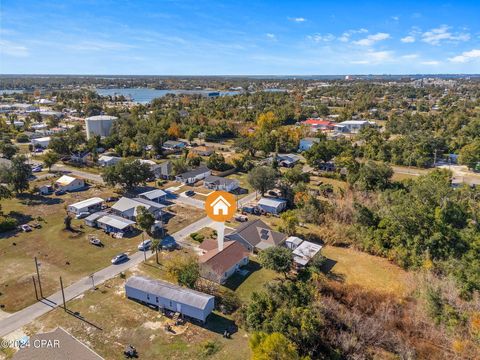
[458,141,480,169]
[136,206,155,235]
[280,210,298,235]
[0,142,18,159]
[304,135,343,169]
[258,246,293,277]
[247,166,277,196]
[43,151,60,172]
[249,332,300,360]
[102,159,153,190]
[164,253,200,288]
[348,160,393,191]
[3,155,31,194]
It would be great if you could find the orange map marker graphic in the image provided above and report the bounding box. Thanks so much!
[205,191,236,222]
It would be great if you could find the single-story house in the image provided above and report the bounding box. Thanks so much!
[84,211,109,227]
[203,175,239,192]
[157,161,173,179]
[301,118,335,131]
[98,155,122,167]
[276,154,301,168]
[175,166,211,185]
[138,189,168,203]
[125,276,215,323]
[292,240,323,268]
[257,197,287,215]
[111,197,165,220]
[199,240,249,284]
[55,175,85,192]
[191,146,214,156]
[299,137,320,152]
[12,327,103,360]
[67,197,104,215]
[334,120,376,133]
[31,136,51,148]
[225,219,287,252]
[96,214,135,234]
[162,140,187,151]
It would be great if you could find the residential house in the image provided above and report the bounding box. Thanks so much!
[138,189,168,203]
[31,136,51,148]
[334,120,376,133]
[98,155,122,167]
[162,140,186,151]
[257,197,287,215]
[299,137,320,151]
[12,327,103,360]
[276,154,301,168]
[191,146,214,156]
[157,161,173,179]
[84,211,108,227]
[55,175,85,192]
[199,240,249,284]
[67,197,104,215]
[38,184,53,195]
[96,214,135,234]
[125,276,215,323]
[203,175,239,192]
[111,197,165,220]
[301,118,335,132]
[175,166,211,184]
[225,219,287,252]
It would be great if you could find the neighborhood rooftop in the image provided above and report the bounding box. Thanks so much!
[69,197,104,209]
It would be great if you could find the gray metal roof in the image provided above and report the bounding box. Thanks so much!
[204,175,238,186]
[85,115,118,121]
[176,166,210,179]
[139,189,167,200]
[85,211,108,222]
[126,276,214,309]
[97,214,135,230]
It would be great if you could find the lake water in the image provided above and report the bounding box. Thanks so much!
[95,88,240,103]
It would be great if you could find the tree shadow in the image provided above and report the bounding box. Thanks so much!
[204,313,237,336]
[16,193,64,206]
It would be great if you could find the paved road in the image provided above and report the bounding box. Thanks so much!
[0,191,257,338]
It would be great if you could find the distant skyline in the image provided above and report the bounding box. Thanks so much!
[1,0,480,75]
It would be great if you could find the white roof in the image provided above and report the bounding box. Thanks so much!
[85,115,118,121]
[69,197,104,210]
[55,175,77,186]
[112,197,164,214]
[98,155,121,162]
[338,120,369,125]
[292,241,322,266]
[32,136,51,142]
[97,214,135,230]
[286,236,303,246]
[258,197,286,208]
[139,189,167,200]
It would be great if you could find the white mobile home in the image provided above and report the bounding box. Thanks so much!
[31,136,51,148]
[257,197,287,215]
[111,197,165,220]
[96,214,135,233]
[55,175,85,192]
[175,166,211,184]
[67,197,104,215]
[125,276,215,323]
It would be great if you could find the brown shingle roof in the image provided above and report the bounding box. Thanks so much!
[199,241,248,276]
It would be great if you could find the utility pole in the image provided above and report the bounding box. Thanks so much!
[89,274,95,290]
[32,276,39,300]
[143,232,147,263]
[34,257,43,298]
[60,276,66,311]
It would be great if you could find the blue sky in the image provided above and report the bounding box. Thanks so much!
[1,0,480,75]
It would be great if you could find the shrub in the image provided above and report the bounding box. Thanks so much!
[0,216,18,232]
[16,133,29,143]
[189,232,205,243]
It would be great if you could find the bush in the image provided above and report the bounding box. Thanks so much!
[201,340,221,356]
[189,232,205,243]
[0,216,18,232]
[16,133,29,143]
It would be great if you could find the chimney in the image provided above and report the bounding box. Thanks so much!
[216,222,224,252]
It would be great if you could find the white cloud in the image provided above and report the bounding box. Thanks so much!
[266,33,277,41]
[402,54,419,59]
[307,33,335,42]
[67,40,135,51]
[421,25,470,45]
[353,32,390,46]
[351,50,393,64]
[401,36,415,43]
[290,17,306,22]
[339,28,368,42]
[449,49,480,63]
[0,40,29,57]
[421,60,440,65]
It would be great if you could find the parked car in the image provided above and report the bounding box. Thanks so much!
[137,239,152,251]
[20,224,32,232]
[185,190,195,196]
[31,166,42,172]
[34,148,43,153]
[234,214,248,222]
[106,196,119,202]
[111,253,128,264]
[55,189,66,196]
[89,237,103,247]
[75,212,90,219]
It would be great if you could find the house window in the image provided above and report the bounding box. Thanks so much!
[170,300,173,307]
[156,297,159,303]
[147,294,150,300]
